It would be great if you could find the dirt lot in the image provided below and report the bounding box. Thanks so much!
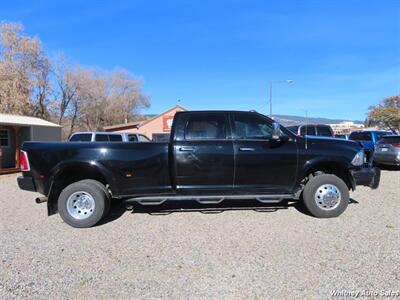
[0,171,399,299]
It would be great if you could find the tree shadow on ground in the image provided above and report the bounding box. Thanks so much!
[97,197,360,225]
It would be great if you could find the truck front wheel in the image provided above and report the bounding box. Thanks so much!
[58,180,108,228]
[302,174,349,218]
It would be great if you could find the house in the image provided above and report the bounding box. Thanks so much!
[104,105,187,140]
[0,114,62,174]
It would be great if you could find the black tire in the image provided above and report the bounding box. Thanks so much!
[302,174,349,218]
[79,179,111,217]
[58,180,107,228]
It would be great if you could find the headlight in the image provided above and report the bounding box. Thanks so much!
[351,150,365,166]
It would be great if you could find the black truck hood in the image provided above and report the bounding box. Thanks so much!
[302,135,362,151]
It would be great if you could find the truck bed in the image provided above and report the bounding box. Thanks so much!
[22,141,172,197]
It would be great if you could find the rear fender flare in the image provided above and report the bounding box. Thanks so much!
[46,160,119,197]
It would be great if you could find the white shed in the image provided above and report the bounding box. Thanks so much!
[0,114,62,174]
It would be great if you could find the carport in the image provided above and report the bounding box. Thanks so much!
[0,114,62,174]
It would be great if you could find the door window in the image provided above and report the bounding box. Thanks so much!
[184,114,226,140]
[233,114,273,140]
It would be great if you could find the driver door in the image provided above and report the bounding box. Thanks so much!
[231,112,298,193]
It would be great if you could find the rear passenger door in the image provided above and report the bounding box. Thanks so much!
[173,112,234,192]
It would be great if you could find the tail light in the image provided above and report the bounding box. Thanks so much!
[392,143,400,148]
[20,150,30,171]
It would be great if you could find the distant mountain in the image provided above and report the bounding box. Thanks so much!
[272,114,364,127]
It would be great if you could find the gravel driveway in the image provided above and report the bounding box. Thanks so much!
[1,171,399,299]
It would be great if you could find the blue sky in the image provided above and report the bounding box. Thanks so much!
[1,0,399,120]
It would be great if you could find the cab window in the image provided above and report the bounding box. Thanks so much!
[95,134,109,142]
[70,133,92,142]
[233,113,273,140]
[316,125,333,137]
[300,125,316,136]
[108,135,123,142]
[184,114,226,140]
[349,132,372,141]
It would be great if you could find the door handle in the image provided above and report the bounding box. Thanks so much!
[179,146,195,152]
[239,147,255,152]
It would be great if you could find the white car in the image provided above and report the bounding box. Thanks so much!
[69,132,151,142]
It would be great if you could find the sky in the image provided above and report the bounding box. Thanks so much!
[1,0,399,121]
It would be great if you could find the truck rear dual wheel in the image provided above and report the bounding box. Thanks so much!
[58,180,111,228]
[302,174,349,218]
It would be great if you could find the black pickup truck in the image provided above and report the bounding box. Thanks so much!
[17,110,380,228]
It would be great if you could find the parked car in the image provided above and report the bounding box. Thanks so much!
[69,132,151,142]
[286,124,334,137]
[348,130,392,152]
[18,110,380,228]
[152,133,171,142]
[373,135,400,167]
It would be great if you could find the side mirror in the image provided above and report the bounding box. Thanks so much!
[272,122,280,140]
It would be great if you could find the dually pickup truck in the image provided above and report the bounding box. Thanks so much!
[17,110,380,228]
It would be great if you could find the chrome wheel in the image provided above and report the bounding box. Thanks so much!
[66,191,95,220]
[314,184,341,211]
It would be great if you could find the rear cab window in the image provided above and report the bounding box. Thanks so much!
[69,133,92,142]
[95,134,109,142]
[300,125,316,136]
[349,132,372,141]
[316,125,333,137]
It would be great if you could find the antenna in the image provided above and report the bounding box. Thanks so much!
[304,110,308,150]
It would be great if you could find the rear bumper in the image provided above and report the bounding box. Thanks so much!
[373,153,400,166]
[17,176,36,192]
[350,167,380,190]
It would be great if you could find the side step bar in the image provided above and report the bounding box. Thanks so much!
[125,194,295,206]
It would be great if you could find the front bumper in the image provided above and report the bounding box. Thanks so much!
[350,166,380,190]
[17,176,36,192]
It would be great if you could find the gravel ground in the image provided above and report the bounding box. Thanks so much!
[0,171,399,299]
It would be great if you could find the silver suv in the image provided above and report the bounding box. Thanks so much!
[69,132,151,142]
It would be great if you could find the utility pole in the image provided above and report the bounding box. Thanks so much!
[269,80,293,118]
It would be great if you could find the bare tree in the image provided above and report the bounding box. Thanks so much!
[53,55,78,125]
[1,21,151,139]
[0,22,50,116]
[31,55,52,118]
